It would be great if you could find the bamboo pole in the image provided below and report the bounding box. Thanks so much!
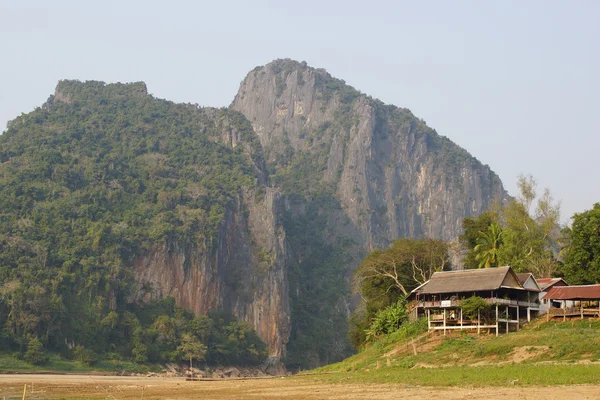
[22,384,26,400]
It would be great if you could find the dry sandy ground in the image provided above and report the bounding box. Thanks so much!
[1,374,600,399]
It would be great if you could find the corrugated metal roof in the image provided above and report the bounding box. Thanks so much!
[542,285,600,300]
[414,266,523,295]
[537,278,568,291]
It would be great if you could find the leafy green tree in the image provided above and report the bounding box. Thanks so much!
[562,203,600,284]
[460,174,561,275]
[350,238,449,348]
[460,211,499,269]
[461,296,492,323]
[354,238,449,298]
[177,333,206,371]
[474,223,503,268]
[24,337,46,365]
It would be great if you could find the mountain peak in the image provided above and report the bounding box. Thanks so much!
[53,80,148,104]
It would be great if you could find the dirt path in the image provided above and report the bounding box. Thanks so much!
[1,374,599,399]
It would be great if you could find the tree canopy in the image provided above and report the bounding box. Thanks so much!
[349,238,449,347]
[460,174,562,276]
[561,203,600,284]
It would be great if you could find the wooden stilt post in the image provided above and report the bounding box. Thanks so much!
[427,309,431,330]
[506,306,509,333]
[516,305,520,331]
[477,309,481,335]
[460,308,463,329]
[443,308,446,336]
[581,301,584,320]
[495,303,499,337]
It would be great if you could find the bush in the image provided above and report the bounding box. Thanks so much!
[72,345,97,366]
[461,296,491,320]
[365,299,408,340]
[24,337,46,365]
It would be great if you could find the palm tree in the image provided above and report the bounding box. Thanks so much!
[474,223,503,268]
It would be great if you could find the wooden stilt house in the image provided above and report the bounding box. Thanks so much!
[407,266,540,335]
[543,285,600,320]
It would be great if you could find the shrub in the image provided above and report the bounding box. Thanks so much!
[24,337,46,365]
[461,296,491,321]
[72,345,97,366]
[365,299,408,340]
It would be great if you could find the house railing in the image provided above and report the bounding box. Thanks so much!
[547,306,600,319]
[410,298,539,310]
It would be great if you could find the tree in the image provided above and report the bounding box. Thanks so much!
[562,203,600,284]
[353,238,449,298]
[460,174,562,276]
[177,333,206,372]
[350,238,449,348]
[474,223,503,268]
[24,337,46,365]
[460,211,499,269]
[461,296,492,323]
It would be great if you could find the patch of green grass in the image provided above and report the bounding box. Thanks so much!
[299,364,600,387]
[0,353,155,374]
[310,319,600,386]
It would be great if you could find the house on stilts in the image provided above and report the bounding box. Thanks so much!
[543,285,600,320]
[407,266,540,336]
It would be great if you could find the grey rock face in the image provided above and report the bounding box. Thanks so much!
[232,59,508,248]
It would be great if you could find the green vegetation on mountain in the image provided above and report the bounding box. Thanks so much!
[283,197,355,369]
[0,80,267,366]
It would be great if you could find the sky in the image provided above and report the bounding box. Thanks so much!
[1,0,598,222]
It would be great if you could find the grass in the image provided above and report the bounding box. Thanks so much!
[300,364,600,387]
[0,352,154,374]
[309,318,600,386]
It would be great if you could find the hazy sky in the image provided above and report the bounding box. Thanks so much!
[1,0,598,222]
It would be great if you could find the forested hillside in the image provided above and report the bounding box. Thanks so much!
[0,80,270,367]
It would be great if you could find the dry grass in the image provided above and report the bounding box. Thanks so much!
[1,374,599,400]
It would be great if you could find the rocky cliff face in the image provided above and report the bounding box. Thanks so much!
[132,187,290,372]
[232,59,508,247]
[127,106,291,371]
[231,59,508,367]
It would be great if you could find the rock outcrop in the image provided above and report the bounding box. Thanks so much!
[132,186,290,372]
[232,59,508,247]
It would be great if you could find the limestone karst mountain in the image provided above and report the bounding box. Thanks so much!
[231,59,507,368]
[0,60,506,371]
